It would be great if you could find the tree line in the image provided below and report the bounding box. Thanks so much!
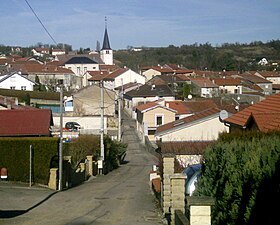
[114,40,280,72]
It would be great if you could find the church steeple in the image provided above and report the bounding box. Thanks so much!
[100,17,113,65]
[102,17,111,50]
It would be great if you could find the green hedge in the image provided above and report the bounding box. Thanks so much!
[195,131,280,225]
[0,88,61,101]
[0,137,59,185]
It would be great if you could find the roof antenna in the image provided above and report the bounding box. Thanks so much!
[105,16,107,29]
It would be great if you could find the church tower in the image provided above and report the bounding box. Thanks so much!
[100,17,113,65]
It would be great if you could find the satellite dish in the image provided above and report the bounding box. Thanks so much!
[219,110,229,121]
[187,94,192,100]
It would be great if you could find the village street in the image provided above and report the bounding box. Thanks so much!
[0,113,163,225]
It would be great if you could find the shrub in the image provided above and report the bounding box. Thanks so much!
[104,135,127,171]
[67,135,100,166]
[194,131,280,225]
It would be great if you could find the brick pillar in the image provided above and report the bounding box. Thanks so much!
[87,155,93,176]
[48,168,58,190]
[162,155,175,214]
[186,196,214,225]
[170,174,186,224]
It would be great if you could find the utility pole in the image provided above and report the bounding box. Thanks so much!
[100,80,105,172]
[58,85,63,191]
[118,79,123,141]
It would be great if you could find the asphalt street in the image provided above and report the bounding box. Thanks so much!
[0,113,163,225]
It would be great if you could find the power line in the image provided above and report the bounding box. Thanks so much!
[24,0,58,45]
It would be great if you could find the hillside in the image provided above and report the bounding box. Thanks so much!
[114,40,280,72]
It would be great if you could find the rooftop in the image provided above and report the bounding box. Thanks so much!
[0,109,53,137]
[224,93,280,129]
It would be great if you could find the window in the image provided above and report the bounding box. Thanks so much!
[234,89,238,94]
[77,67,81,74]
[106,50,109,54]
[10,86,16,90]
[156,115,163,126]
[21,86,26,90]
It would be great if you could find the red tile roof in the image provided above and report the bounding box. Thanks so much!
[104,68,128,79]
[212,78,242,86]
[0,109,53,136]
[224,93,280,128]
[255,71,280,78]
[135,101,176,113]
[88,71,110,81]
[165,101,192,114]
[146,66,174,73]
[156,107,220,135]
[10,64,74,74]
[183,99,218,113]
[240,74,272,84]
[252,113,280,132]
[189,77,219,88]
[135,101,158,112]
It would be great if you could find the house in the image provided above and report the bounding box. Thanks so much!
[257,57,268,66]
[240,74,272,95]
[0,72,36,91]
[51,48,66,56]
[10,64,77,91]
[254,71,280,84]
[64,56,99,88]
[0,108,53,137]
[66,84,115,116]
[164,99,218,120]
[141,66,174,81]
[155,108,229,142]
[224,92,280,133]
[135,101,177,140]
[31,48,50,57]
[114,82,143,94]
[189,77,220,98]
[123,84,175,116]
[87,71,110,86]
[60,84,116,134]
[212,77,242,94]
[103,68,145,90]
[164,101,192,120]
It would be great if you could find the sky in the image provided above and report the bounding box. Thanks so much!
[1,0,280,50]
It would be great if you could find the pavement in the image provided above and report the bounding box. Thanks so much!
[0,112,164,225]
[0,181,56,219]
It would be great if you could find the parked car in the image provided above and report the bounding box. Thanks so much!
[65,122,81,131]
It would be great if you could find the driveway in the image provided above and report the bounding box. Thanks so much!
[0,112,163,225]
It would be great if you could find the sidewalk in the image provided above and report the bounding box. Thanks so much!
[0,181,55,218]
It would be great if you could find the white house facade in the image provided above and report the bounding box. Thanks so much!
[0,72,36,91]
[155,108,229,142]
